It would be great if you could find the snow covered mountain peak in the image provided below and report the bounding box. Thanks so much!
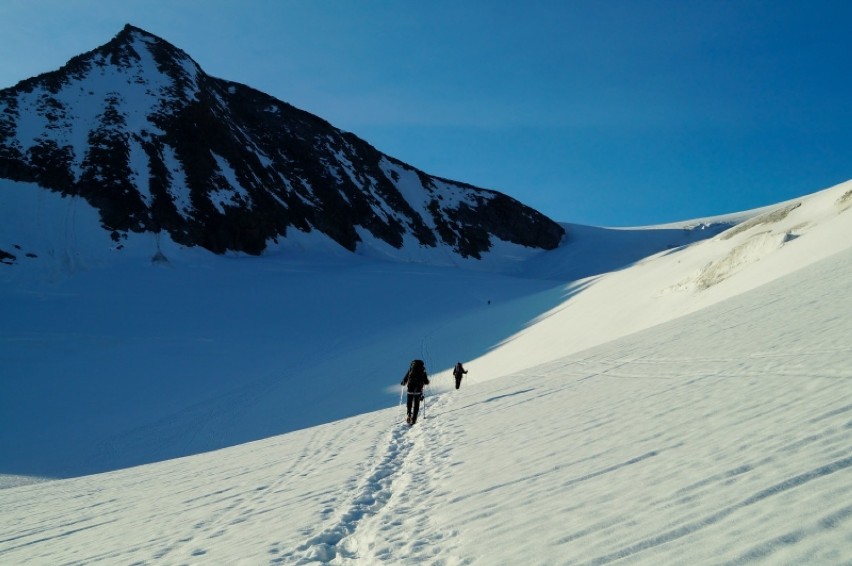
[0,24,564,262]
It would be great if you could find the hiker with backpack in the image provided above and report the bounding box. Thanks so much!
[453,361,468,390]
[401,359,429,425]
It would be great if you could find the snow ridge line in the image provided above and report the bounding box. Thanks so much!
[280,420,415,564]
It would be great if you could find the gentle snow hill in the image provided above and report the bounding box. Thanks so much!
[519,213,752,281]
[466,180,852,383]
[0,176,740,483]
[0,184,850,564]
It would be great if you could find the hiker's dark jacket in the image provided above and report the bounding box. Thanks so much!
[401,364,429,393]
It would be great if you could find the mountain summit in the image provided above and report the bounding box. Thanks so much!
[0,24,563,258]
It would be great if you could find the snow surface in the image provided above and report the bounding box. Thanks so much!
[1,179,851,564]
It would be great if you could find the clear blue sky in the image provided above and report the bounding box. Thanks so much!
[2,0,851,226]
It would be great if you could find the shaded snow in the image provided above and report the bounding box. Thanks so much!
[209,152,252,213]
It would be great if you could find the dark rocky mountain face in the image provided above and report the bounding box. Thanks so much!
[0,24,563,258]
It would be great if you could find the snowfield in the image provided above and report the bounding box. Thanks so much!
[1,179,851,564]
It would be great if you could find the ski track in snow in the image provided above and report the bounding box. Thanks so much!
[280,390,464,565]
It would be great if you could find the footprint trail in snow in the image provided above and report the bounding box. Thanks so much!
[281,389,464,565]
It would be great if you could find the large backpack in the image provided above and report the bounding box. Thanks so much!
[407,359,426,388]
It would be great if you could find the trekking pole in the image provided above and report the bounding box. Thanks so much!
[422,384,429,420]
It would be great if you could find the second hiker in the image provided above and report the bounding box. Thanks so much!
[453,361,468,390]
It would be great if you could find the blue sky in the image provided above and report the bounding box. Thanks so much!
[2,1,851,226]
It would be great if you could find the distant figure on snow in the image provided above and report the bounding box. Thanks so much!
[401,359,429,425]
[453,361,468,390]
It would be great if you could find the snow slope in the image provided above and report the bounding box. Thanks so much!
[469,182,852,382]
[0,181,850,564]
[1,180,850,563]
